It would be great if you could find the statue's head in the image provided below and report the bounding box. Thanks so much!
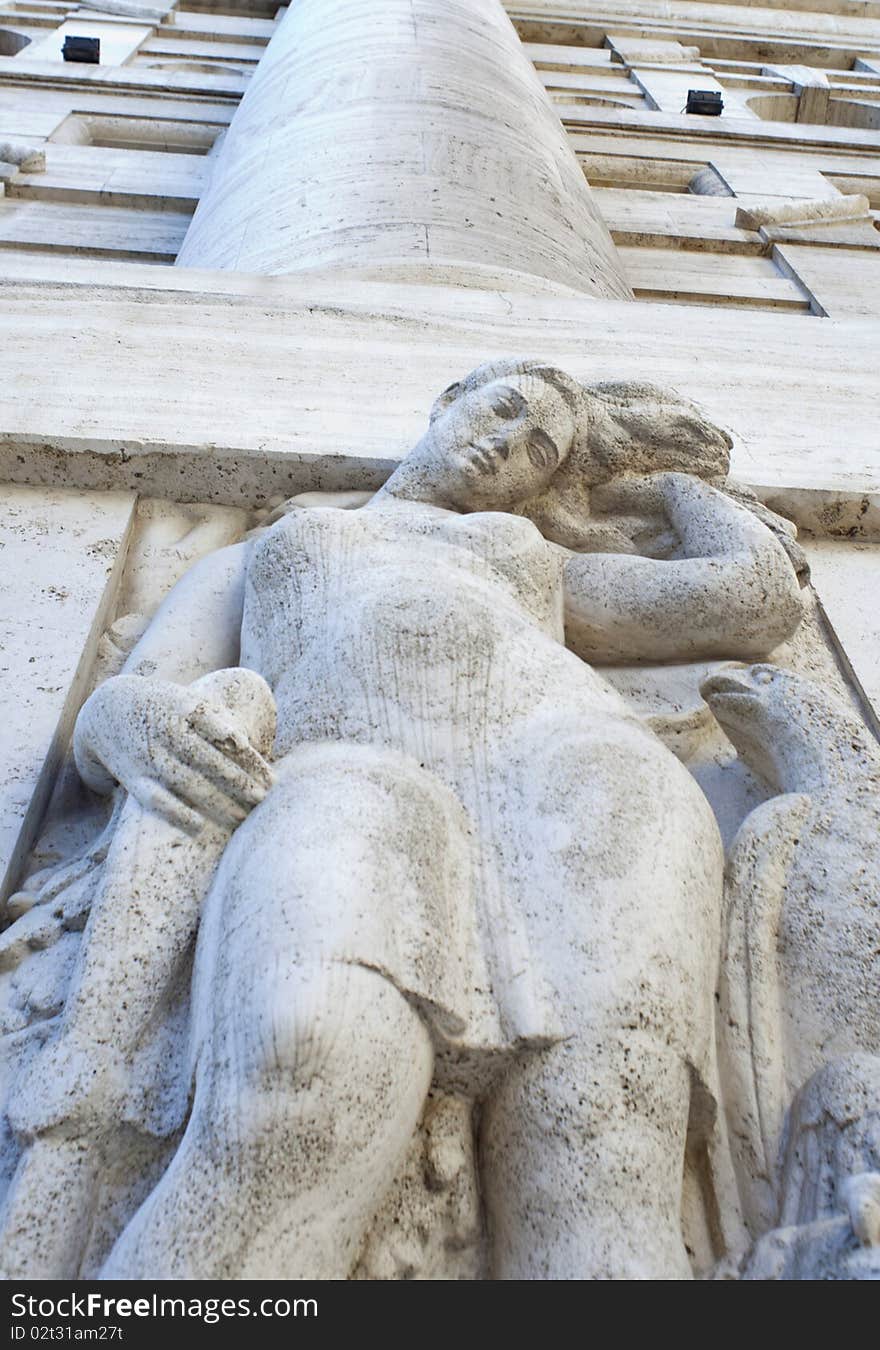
[700,662,878,790]
[386,361,583,512]
[384,360,734,544]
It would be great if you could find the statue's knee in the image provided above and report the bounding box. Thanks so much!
[198,963,431,1166]
[231,962,419,1087]
[233,964,349,1081]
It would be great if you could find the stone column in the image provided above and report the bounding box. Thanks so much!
[176,0,632,299]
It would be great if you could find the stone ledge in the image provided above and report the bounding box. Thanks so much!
[0,269,877,507]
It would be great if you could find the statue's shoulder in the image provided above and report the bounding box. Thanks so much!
[251,504,373,554]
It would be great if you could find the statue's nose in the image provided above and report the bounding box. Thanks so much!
[477,437,510,461]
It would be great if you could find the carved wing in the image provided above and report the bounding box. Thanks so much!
[718,791,813,1234]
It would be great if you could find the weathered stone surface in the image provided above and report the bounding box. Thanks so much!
[0,366,821,1280]
[1,0,879,1287]
[0,486,135,903]
[704,665,880,1240]
[0,273,878,506]
[735,193,869,230]
[176,0,632,298]
[741,1056,880,1279]
[804,540,880,729]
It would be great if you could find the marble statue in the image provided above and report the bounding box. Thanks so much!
[0,361,810,1280]
[1,668,276,1278]
[702,664,880,1265]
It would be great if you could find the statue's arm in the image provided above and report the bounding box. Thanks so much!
[121,540,249,685]
[563,475,803,663]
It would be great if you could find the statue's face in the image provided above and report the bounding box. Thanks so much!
[414,377,576,511]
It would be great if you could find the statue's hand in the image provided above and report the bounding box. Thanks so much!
[73,671,275,835]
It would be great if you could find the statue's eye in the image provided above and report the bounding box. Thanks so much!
[526,429,559,471]
[490,387,526,420]
[752,666,776,685]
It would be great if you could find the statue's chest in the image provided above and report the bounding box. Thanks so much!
[243,508,563,659]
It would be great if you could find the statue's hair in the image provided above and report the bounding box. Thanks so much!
[431,361,806,576]
[432,359,735,551]
[430,358,587,423]
[577,380,732,481]
[432,359,733,479]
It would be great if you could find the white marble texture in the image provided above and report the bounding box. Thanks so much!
[176,0,631,298]
[805,539,880,727]
[0,486,135,901]
[0,364,813,1281]
[0,0,878,1286]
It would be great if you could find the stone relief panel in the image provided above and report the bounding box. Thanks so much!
[0,487,136,905]
[0,362,876,1280]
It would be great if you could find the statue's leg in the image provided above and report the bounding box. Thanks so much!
[103,961,432,1280]
[481,724,723,1279]
[102,745,460,1280]
[482,1033,693,1279]
[0,1135,102,1280]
